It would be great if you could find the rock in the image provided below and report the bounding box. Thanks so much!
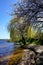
[17,45,43,65]
[17,49,36,65]
[8,45,43,65]
[35,46,43,53]
[28,44,43,65]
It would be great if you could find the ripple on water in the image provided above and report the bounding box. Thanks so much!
[0,41,14,57]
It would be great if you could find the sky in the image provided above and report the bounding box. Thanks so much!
[0,0,18,39]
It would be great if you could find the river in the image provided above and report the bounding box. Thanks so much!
[0,40,20,65]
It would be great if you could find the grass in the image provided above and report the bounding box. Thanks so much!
[8,48,23,65]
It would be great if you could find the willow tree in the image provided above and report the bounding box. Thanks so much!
[8,0,43,45]
[8,17,21,42]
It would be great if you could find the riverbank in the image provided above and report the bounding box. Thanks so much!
[0,44,43,65]
[8,44,43,65]
[0,48,23,65]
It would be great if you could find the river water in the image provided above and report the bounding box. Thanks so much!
[0,40,20,57]
[0,40,20,65]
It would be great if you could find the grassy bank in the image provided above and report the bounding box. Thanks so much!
[8,48,23,65]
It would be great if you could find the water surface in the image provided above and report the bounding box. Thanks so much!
[0,40,15,57]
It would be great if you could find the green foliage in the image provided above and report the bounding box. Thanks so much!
[7,0,43,45]
[27,26,36,38]
[25,38,43,45]
[8,18,43,45]
[8,18,22,42]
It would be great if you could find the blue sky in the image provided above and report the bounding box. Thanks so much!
[0,0,18,39]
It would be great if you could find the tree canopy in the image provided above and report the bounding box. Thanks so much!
[8,0,43,45]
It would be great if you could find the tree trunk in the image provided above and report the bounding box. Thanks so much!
[21,35,26,45]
